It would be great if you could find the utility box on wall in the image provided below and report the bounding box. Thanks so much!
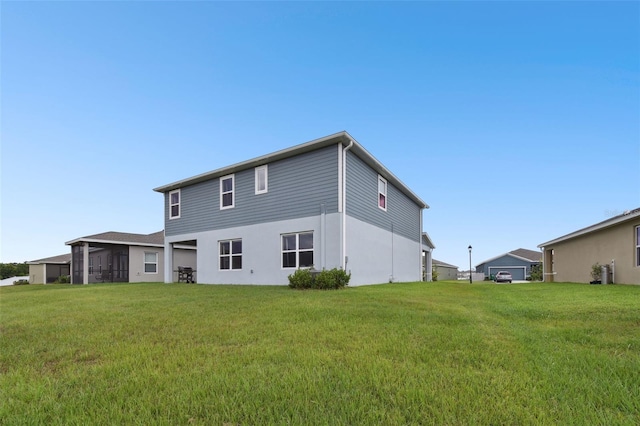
[601,264,611,284]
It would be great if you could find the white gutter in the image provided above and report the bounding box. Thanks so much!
[342,140,353,270]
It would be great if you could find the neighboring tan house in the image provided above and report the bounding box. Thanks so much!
[27,253,71,284]
[433,259,459,281]
[538,208,640,284]
[153,131,429,286]
[65,231,196,284]
[475,248,541,281]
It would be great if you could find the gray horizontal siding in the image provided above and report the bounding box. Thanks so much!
[165,145,339,236]
[346,152,421,242]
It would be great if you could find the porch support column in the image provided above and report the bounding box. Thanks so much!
[83,242,90,284]
[164,242,174,283]
[424,249,433,282]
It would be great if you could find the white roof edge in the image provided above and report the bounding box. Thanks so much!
[153,131,429,209]
[65,238,164,248]
[538,208,640,248]
[422,231,436,249]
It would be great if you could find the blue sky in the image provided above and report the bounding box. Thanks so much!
[2,1,639,271]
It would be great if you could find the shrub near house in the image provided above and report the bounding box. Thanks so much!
[288,268,351,289]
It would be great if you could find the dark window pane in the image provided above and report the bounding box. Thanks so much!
[145,264,156,273]
[232,240,242,254]
[637,226,640,244]
[220,241,230,255]
[283,252,296,268]
[299,232,313,250]
[220,256,230,270]
[171,205,179,217]
[222,178,233,192]
[379,194,386,208]
[232,255,242,270]
[282,235,296,251]
[299,250,314,267]
[171,192,179,204]
[222,193,233,207]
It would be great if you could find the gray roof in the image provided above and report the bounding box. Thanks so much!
[509,248,542,262]
[477,248,541,266]
[433,259,458,269]
[538,207,640,247]
[28,253,72,264]
[153,131,428,209]
[66,231,164,247]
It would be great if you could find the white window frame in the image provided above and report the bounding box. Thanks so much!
[144,252,158,274]
[281,232,314,269]
[378,175,387,211]
[219,239,242,271]
[169,189,181,219]
[255,165,268,195]
[636,226,640,267]
[220,174,235,209]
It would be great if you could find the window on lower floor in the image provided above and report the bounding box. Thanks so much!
[282,232,314,268]
[220,239,242,270]
[89,257,94,274]
[144,252,158,273]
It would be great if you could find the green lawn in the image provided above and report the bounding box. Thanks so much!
[1,281,639,425]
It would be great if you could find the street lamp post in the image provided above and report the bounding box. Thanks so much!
[468,245,472,284]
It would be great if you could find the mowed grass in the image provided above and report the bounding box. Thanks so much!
[1,281,639,425]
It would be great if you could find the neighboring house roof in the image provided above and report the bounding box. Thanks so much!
[153,131,428,209]
[66,231,164,247]
[433,259,458,269]
[27,253,72,265]
[476,248,542,267]
[422,232,435,249]
[538,207,640,247]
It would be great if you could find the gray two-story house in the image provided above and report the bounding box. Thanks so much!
[153,131,429,286]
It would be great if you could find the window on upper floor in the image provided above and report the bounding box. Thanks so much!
[636,226,640,267]
[282,232,314,268]
[144,252,158,274]
[220,239,242,270]
[169,189,181,219]
[255,165,268,195]
[220,174,235,209]
[378,175,387,211]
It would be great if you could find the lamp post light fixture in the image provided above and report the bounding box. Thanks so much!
[468,245,473,284]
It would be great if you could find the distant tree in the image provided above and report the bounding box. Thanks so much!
[0,263,29,280]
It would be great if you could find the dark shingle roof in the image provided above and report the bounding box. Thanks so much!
[28,253,72,264]
[509,248,542,262]
[433,259,458,269]
[66,231,164,246]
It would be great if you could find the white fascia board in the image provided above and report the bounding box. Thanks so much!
[538,209,640,248]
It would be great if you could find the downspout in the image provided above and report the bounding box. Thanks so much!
[342,140,354,270]
[419,209,424,281]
